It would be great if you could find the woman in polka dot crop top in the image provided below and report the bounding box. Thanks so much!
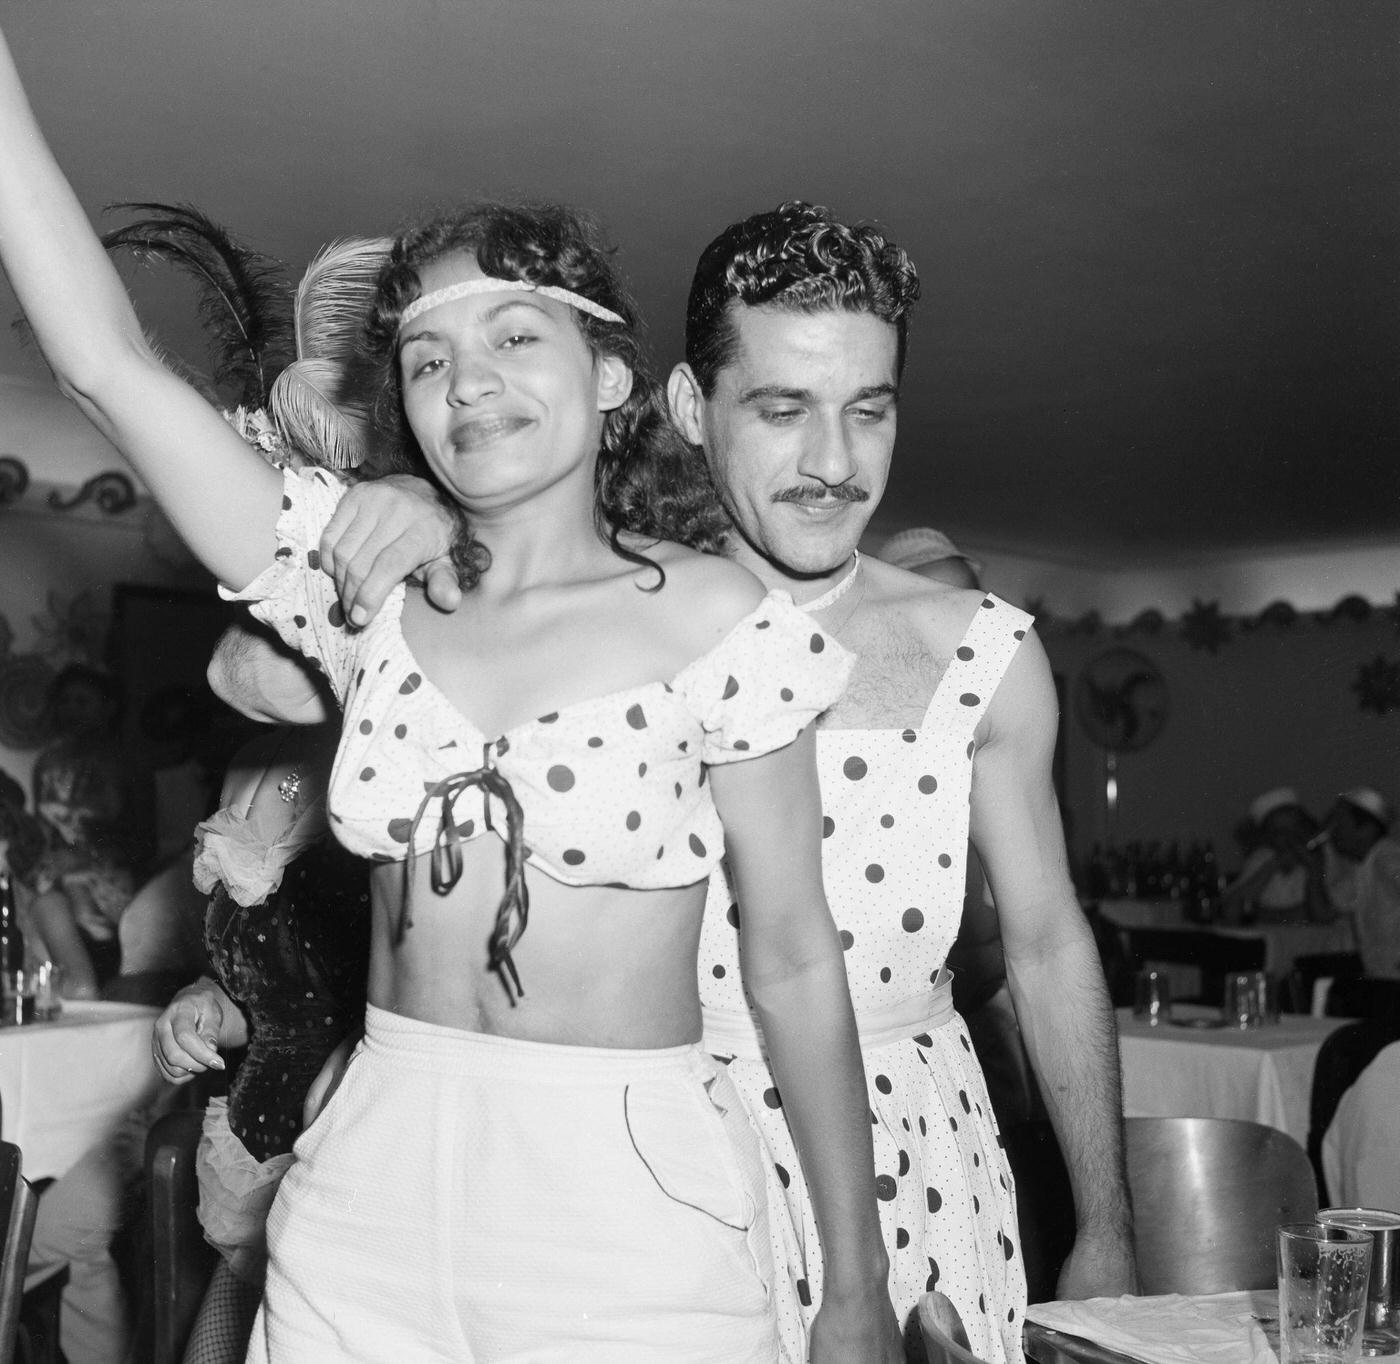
[231,464,847,897]
[0,84,905,1359]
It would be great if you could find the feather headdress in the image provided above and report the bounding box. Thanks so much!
[100,202,295,411]
[269,237,392,470]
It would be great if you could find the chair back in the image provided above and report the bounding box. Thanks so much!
[1307,1018,1400,1203]
[1326,977,1400,1028]
[1124,929,1266,1004]
[145,1109,217,1364]
[915,1291,990,1364]
[1007,1115,1317,1301]
[0,1141,36,1364]
[1127,1116,1317,1294]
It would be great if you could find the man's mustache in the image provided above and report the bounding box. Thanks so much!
[772,484,869,505]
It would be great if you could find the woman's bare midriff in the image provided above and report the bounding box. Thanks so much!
[365,846,706,1048]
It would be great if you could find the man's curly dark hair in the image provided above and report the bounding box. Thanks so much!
[684,200,921,397]
[360,203,727,589]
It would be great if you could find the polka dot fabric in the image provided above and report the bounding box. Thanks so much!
[700,593,1034,1362]
[222,466,855,891]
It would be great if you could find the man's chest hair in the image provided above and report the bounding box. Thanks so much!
[818,604,947,732]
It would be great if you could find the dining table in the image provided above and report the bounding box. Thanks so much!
[1116,1004,1352,1146]
[0,998,163,1180]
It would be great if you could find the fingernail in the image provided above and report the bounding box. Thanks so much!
[349,605,367,627]
[209,1056,225,1070]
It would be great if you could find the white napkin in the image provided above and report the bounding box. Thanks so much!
[1027,1290,1277,1364]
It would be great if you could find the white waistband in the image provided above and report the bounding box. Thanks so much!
[702,968,955,1061]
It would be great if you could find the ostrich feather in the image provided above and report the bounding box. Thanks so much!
[266,237,391,468]
[270,357,374,470]
[101,201,294,409]
[292,237,392,362]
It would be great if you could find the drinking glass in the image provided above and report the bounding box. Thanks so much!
[1277,1221,1373,1363]
[32,960,63,1021]
[1224,970,1262,1028]
[1132,969,1171,1025]
[1250,969,1282,1024]
[1319,1208,1400,1358]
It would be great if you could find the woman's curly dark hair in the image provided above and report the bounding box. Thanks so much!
[685,200,921,398]
[359,203,727,590]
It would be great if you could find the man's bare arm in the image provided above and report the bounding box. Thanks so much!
[207,622,329,725]
[970,629,1138,1298]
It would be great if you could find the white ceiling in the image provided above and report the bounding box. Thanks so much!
[1,0,1396,564]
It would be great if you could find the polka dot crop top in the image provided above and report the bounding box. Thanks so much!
[223,468,854,986]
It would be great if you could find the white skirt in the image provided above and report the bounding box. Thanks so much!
[246,1005,789,1363]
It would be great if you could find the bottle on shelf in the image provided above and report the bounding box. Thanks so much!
[0,867,24,975]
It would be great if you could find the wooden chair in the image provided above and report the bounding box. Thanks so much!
[1007,1116,1318,1300]
[913,1291,990,1364]
[1286,951,1361,1014]
[0,1091,67,1364]
[0,1142,30,1364]
[145,1109,217,1364]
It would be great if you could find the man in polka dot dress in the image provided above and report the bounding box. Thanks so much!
[221,204,1137,1360]
[664,203,1136,1361]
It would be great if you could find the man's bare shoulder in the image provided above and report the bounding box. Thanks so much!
[861,555,988,654]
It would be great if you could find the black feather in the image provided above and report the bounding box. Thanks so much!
[101,201,294,409]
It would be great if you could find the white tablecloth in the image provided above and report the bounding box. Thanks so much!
[1117,1006,1350,1145]
[0,999,162,1180]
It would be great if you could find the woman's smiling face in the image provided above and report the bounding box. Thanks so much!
[397,253,631,512]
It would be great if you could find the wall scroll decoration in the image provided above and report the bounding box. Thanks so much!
[45,470,138,515]
[1034,589,1400,643]
[0,455,29,505]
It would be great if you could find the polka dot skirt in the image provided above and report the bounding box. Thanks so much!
[701,594,1034,1362]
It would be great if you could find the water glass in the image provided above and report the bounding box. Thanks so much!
[1224,970,1262,1028]
[33,960,63,1021]
[1277,1221,1373,1363]
[1132,969,1171,1025]
[1319,1208,1400,1358]
[1251,969,1282,1024]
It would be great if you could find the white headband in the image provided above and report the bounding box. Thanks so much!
[399,276,625,329]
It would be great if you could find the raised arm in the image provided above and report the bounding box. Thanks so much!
[711,728,902,1363]
[969,630,1138,1299]
[0,25,281,588]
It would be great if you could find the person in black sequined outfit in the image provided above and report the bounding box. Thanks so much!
[153,723,370,1363]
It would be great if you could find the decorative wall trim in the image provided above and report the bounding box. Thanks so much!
[0,461,150,525]
[1032,591,1400,643]
[0,455,28,505]
[45,469,138,515]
